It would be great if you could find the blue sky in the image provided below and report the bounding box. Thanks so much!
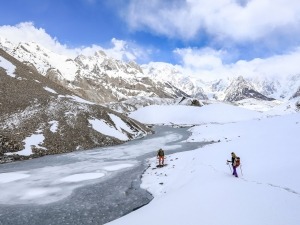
[0,0,191,63]
[0,1,126,45]
[1,0,300,79]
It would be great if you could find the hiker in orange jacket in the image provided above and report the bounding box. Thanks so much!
[227,152,240,177]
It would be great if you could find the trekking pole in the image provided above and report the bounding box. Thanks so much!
[240,164,243,176]
[227,161,232,173]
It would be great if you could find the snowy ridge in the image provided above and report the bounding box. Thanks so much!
[142,62,208,99]
[2,37,300,104]
[142,62,300,101]
[0,38,188,104]
[223,76,275,102]
[249,74,300,100]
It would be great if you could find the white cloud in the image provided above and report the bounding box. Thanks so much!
[232,49,300,77]
[105,38,136,61]
[174,48,225,71]
[123,0,300,42]
[1,21,300,81]
[174,46,300,80]
[0,22,78,57]
[78,39,136,61]
[0,22,148,62]
[124,0,200,40]
[80,38,150,62]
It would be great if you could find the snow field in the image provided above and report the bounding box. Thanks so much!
[129,103,263,125]
[107,104,300,225]
[108,147,300,225]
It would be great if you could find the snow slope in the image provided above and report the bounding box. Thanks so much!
[129,103,264,125]
[107,104,300,225]
[0,55,16,77]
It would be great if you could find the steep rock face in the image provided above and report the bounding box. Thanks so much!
[142,62,208,100]
[296,100,300,110]
[70,54,189,103]
[224,76,275,102]
[0,49,151,163]
[290,87,300,99]
[176,97,204,107]
[0,39,188,104]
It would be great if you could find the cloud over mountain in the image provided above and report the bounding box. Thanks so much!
[2,21,300,82]
[0,22,147,62]
[122,0,300,42]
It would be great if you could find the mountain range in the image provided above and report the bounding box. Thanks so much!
[1,38,300,104]
[0,48,150,163]
[1,37,300,162]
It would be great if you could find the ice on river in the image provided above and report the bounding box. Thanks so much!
[0,172,30,183]
[0,126,184,205]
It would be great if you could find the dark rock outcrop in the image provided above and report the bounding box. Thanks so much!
[224,76,275,102]
[290,87,300,99]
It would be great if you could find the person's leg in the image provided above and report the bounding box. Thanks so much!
[233,166,238,177]
[162,157,164,165]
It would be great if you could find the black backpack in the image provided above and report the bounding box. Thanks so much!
[158,149,164,156]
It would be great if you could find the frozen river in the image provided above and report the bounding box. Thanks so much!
[0,126,209,225]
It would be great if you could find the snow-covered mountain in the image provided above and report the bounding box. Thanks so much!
[248,74,300,100]
[142,62,208,100]
[1,37,300,105]
[223,76,275,102]
[0,49,151,163]
[141,62,300,102]
[0,38,188,104]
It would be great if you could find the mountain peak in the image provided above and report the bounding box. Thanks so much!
[95,50,107,57]
[224,76,275,102]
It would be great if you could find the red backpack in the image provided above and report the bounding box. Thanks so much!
[235,157,240,167]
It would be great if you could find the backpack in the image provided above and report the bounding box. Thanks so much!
[158,149,164,157]
[234,157,240,167]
